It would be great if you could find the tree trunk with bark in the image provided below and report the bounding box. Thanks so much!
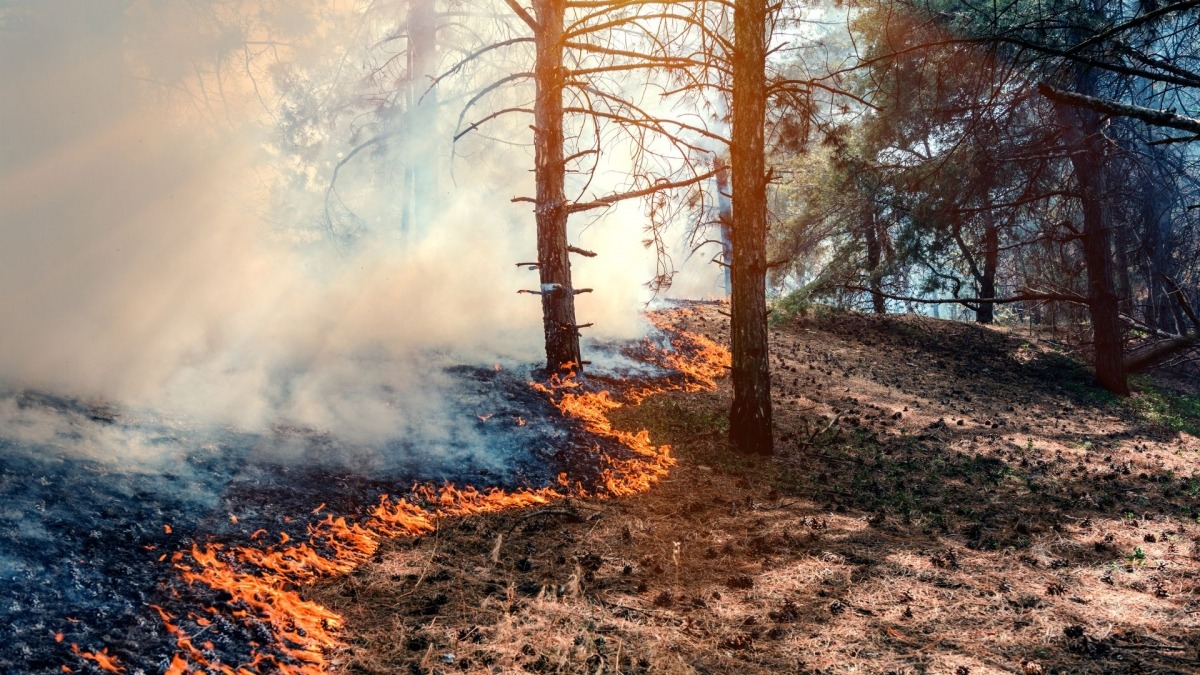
[1124,336,1197,373]
[1114,219,1134,315]
[865,209,885,314]
[977,220,999,324]
[1141,157,1170,332]
[1052,80,1129,395]
[401,0,439,246]
[728,0,773,455]
[532,0,583,373]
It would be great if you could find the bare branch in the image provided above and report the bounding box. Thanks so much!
[454,72,535,139]
[568,167,721,213]
[1066,0,1200,56]
[1037,82,1200,136]
[455,106,534,141]
[502,0,538,31]
[428,37,535,97]
[1003,36,1200,88]
[563,106,720,153]
[324,131,399,244]
[767,78,879,111]
[564,148,600,163]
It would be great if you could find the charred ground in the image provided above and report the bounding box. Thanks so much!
[311,304,1200,675]
[0,361,649,673]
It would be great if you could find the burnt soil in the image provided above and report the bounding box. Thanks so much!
[310,304,1200,675]
[0,363,635,673]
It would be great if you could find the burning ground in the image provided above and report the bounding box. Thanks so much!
[0,319,727,673]
[309,304,1200,675]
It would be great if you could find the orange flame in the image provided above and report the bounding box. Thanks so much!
[132,312,727,674]
[71,645,123,673]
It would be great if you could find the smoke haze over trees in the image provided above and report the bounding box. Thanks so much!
[2,0,1197,448]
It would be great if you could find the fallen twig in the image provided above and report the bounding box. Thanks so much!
[592,595,680,623]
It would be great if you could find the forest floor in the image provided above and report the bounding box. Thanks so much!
[309,303,1200,675]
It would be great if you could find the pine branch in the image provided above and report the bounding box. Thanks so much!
[1036,82,1200,136]
[568,167,721,213]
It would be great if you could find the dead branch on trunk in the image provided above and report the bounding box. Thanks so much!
[1037,82,1200,136]
[1120,313,1180,340]
[1121,275,1200,373]
[568,167,722,213]
[1160,273,1200,333]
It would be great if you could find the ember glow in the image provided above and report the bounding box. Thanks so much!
[70,645,123,673]
[104,316,730,674]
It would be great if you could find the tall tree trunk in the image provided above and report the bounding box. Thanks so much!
[977,220,999,324]
[728,0,773,455]
[1140,231,1161,333]
[401,0,439,246]
[1169,293,1189,336]
[865,209,885,314]
[1114,221,1133,315]
[1141,161,1171,332]
[1054,87,1128,395]
[1142,266,1157,332]
[532,0,582,373]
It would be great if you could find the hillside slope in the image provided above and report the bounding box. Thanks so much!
[311,304,1200,674]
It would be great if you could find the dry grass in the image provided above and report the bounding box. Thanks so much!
[309,305,1200,674]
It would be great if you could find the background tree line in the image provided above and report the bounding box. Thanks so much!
[769,0,1200,400]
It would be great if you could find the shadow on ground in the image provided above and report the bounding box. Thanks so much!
[311,306,1200,675]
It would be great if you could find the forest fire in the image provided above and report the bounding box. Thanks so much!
[3,0,1197,670]
[72,313,730,674]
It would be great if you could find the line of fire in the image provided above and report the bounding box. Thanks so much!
[10,313,730,674]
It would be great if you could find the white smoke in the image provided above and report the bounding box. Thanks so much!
[0,0,698,448]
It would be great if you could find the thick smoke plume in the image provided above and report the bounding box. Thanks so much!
[0,1,686,453]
